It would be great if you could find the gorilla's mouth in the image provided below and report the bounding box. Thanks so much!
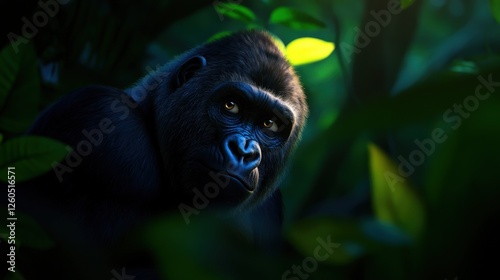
[197,162,255,193]
[222,173,254,192]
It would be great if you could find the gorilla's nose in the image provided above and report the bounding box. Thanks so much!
[223,134,261,174]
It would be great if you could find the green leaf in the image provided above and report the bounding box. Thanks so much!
[449,59,479,74]
[287,218,410,265]
[143,215,224,280]
[285,37,335,66]
[0,134,3,144]
[491,0,500,23]
[0,136,69,183]
[0,42,41,134]
[214,2,256,24]
[401,0,415,9]
[368,143,425,239]
[206,31,233,43]
[360,219,410,245]
[287,218,355,265]
[0,212,54,250]
[4,270,25,280]
[269,7,326,30]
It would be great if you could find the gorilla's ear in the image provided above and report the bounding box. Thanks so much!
[175,55,207,89]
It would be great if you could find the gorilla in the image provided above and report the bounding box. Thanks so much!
[25,30,308,248]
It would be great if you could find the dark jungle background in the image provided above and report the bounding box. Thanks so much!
[1,0,500,279]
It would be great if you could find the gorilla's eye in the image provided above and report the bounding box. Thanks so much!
[224,101,239,114]
[263,119,279,132]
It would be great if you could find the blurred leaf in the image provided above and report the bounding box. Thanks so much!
[0,212,53,250]
[360,219,411,245]
[425,100,500,206]
[287,218,410,265]
[287,218,356,265]
[0,134,3,144]
[449,59,478,74]
[286,37,335,66]
[214,2,256,24]
[328,67,500,143]
[368,143,425,239]
[0,42,40,134]
[143,215,224,280]
[0,136,68,182]
[269,7,326,30]
[4,270,25,280]
[401,0,415,9]
[144,214,286,280]
[207,31,233,43]
[318,110,339,130]
[491,0,500,23]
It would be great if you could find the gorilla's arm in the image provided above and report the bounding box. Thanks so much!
[28,86,164,243]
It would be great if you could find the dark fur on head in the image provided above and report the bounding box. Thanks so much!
[128,30,307,211]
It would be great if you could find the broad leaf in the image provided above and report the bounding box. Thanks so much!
[287,218,357,265]
[368,143,425,239]
[213,2,256,24]
[0,42,40,134]
[491,0,500,23]
[401,0,415,9]
[287,218,410,265]
[0,136,68,182]
[285,37,335,66]
[0,212,54,250]
[269,7,326,30]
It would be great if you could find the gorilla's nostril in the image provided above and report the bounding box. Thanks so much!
[228,140,241,156]
[244,152,254,162]
[223,135,261,169]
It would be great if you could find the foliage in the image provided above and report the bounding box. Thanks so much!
[1,0,500,279]
[492,0,500,23]
[0,136,68,183]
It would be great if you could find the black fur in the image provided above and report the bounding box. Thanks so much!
[26,30,308,248]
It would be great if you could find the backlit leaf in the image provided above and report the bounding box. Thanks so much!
[285,37,335,66]
[368,143,425,239]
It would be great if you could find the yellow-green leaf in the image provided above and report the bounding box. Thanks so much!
[491,0,500,23]
[368,143,425,239]
[401,0,415,9]
[285,37,335,66]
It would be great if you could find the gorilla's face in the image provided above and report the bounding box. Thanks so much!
[156,31,307,211]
